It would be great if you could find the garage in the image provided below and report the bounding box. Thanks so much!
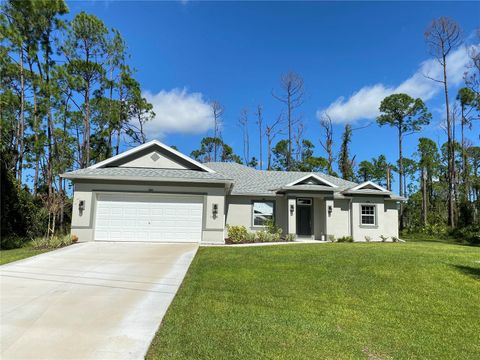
[94,193,204,243]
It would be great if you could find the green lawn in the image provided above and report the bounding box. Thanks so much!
[147,242,480,359]
[0,247,50,265]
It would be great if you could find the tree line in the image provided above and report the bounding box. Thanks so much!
[1,3,478,248]
[190,17,479,239]
[1,0,154,246]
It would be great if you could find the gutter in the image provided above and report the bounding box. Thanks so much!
[60,173,234,186]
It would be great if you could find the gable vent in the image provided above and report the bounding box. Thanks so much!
[150,153,160,162]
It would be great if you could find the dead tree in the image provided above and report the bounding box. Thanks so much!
[211,101,224,162]
[319,112,335,176]
[272,72,304,171]
[425,16,462,228]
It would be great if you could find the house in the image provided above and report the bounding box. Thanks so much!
[62,140,404,244]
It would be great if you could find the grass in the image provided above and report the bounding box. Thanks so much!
[147,241,480,359]
[0,246,51,265]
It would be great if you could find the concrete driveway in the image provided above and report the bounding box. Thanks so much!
[0,242,198,360]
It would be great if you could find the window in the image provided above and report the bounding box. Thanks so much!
[252,201,275,226]
[361,205,376,226]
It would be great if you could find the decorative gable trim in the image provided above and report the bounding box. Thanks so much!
[285,174,338,188]
[88,140,215,173]
[349,181,388,192]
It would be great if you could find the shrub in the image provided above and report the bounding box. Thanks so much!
[451,225,480,245]
[380,235,388,242]
[226,225,248,244]
[337,236,353,243]
[31,234,74,249]
[245,232,257,243]
[264,219,283,236]
[364,236,372,242]
[71,234,79,243]
[284,233,296,242]
[391,236,400,243]
[327,235,336,242]
[257,229,281,242]
[0,236,24,250]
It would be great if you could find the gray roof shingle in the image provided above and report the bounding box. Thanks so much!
[61,167,232,182]
[205,162,358,195]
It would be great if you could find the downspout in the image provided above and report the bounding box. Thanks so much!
[349,198,353,238]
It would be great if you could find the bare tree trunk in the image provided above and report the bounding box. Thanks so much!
[27,58,40,195]
[421,166,428,225]
[257,105,263,170]
[398,129,404,197]
[443,54,455,228]
[17,47,25,186]
[386,166,391,191]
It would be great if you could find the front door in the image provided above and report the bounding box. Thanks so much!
[296,198,312,236]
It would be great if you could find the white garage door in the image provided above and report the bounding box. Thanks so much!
[94,193,203,242]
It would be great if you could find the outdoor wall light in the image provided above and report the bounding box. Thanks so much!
[290,204,295,215]
[79,200,85,215]
[212,203,218,218]
[328,205,333,216]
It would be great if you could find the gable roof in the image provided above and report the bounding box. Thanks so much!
[349,181,388,192]
[89,140,215,173]
[205,162,357,195]
[285,174,338,188]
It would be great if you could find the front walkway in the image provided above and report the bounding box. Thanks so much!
[0,242,198,360]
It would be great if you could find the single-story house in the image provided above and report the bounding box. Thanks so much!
[62,140,404,244]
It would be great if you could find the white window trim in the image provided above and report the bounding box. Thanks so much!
[360,204,377,227]
[252,200,275,227]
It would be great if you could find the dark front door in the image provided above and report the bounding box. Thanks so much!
[296,199,312,236]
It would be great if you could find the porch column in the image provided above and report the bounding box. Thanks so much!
[287,198,296,235]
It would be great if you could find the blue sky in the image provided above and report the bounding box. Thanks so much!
[68,1,479,185]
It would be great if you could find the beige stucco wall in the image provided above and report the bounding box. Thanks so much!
[225,195,287,234]
[325,199,351,239]
[119,151,186,169]
[70,180,227,244]
[350,196,399,241]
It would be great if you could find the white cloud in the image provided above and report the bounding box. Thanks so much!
[142,88,213,138]
[318,45,477,123]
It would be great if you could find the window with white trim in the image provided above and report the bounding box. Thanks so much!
[361,205,376,226]
[252,201,275,226]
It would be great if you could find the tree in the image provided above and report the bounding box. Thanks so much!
[272,72,304,170]
[256,105,263,169]
[238,108,250,165]
[357,155,392,188]
[191,137,242,164]
[319,112,336,176]
[338,124,355,181]
[210,101,224,162]
[457,87,476,193]
[265,114,282,170]
[416,138,441,225]
[62,11,108,168]
[425,16,462,227]
[377,93,431,197]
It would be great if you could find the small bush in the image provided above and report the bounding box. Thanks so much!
[226,225,248,243]
[380,235,388,242]
[364,236,372,242]
[257,229,281,243]
[71,234,79,243]
[245,232,257,243]
[391,236,400,243]
[327,235,336,242]
[284,233,296,242]
[31,234,74,250]
[337,236,353,243]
